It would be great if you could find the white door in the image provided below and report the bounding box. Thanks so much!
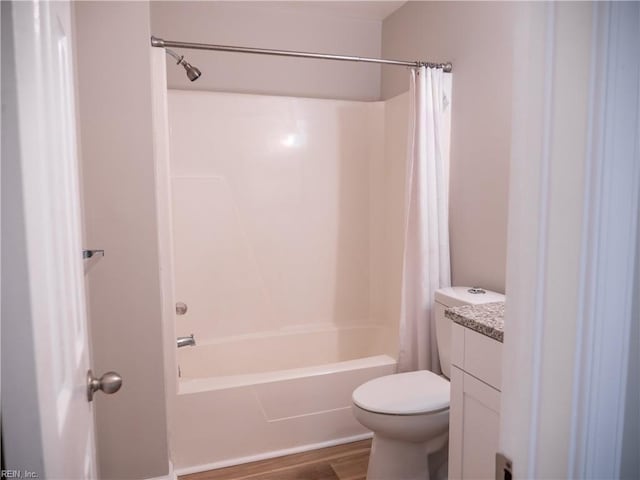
[4,0,110,477]
[500,2,640,478]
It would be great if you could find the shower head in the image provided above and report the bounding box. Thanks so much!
[165,48,202,82]
[183,61,202,82]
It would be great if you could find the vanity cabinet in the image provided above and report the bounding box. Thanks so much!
[448,322,503,480]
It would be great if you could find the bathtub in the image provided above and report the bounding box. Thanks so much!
[172,325,397,474]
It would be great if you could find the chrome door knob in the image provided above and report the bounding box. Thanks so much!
[87,369,123,402]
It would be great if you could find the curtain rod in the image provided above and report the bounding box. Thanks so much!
[150,36,452,72]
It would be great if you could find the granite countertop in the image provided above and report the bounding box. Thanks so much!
[445,302,505,342]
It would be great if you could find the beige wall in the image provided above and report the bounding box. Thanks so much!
[73,2,169,479]
[150,1,382,101]
[382,1,515,293]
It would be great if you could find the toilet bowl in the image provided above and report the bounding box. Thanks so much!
[352,371,450,480]
[352,286,505,480]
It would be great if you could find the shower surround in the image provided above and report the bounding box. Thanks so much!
[169,91,391,340]
[156,84,410,472]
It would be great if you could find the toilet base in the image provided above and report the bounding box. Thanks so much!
[366,432,448,480]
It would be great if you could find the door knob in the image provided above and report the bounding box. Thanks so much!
[87,369,123,402]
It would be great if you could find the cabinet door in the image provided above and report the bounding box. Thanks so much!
[449,366,501,479]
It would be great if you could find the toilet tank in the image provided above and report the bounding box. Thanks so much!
[434,287,505,379]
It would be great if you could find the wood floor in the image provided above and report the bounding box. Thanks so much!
[179,439,371,480]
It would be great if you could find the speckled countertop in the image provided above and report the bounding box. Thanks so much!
[445,302,505,342]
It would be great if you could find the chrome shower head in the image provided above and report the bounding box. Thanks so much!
[165,48,202,82]
[183,61,201,82]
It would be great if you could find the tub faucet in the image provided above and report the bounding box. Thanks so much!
[177,334,196,348]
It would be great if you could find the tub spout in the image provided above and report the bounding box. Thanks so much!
[177,334,196,348]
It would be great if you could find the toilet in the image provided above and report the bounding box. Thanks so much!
[352,286,505,480]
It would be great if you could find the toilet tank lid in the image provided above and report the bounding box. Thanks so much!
[434,286,505,308]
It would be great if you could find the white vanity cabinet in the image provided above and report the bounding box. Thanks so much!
[448,322,503,480]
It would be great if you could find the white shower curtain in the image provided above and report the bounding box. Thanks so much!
[398,66,452,373]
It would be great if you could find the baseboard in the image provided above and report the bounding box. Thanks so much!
[145,461,177,480]
[174,432,374,476]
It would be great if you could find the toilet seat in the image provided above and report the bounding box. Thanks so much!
[352,370,450,415]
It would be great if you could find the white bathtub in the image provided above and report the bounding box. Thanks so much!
[172,325,397,474]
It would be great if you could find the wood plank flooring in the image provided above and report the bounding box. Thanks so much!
[179,439,371,480]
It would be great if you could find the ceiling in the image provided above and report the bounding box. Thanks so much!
[239,1,408,21]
